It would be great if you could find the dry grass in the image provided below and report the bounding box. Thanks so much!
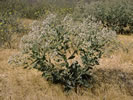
[0,35,133,100]
[20,18,34,27]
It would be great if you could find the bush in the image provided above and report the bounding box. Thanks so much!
[0,0,74,19]
[0,0,28,48]
[9,14,116,92]
[0,0,73,20]
[74,0,133,34]
[0,11,25,48]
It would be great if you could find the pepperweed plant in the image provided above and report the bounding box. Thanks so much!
[9,14,116,92]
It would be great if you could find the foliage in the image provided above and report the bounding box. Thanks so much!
[74,0,133,34]
[9,14,116,92]
[0,0,74,19]
[0,11,26,48]
[0,0,29,48]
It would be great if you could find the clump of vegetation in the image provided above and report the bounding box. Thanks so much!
[9,14,116,92]
[0,11,25,48]
[0,0,29,48]
[74,0,133,34]
[0,0,74,19]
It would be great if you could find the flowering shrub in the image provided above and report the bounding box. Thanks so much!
[9,14,116,92]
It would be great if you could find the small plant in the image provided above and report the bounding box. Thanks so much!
[9,14,116,92]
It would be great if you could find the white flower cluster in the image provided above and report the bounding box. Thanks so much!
[10,14,116,67]
[8,53,28,66]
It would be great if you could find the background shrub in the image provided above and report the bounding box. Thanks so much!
[0,11,26,48]
[9,14,116,92]
[0,0,75,20]
[74,0,133,34]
